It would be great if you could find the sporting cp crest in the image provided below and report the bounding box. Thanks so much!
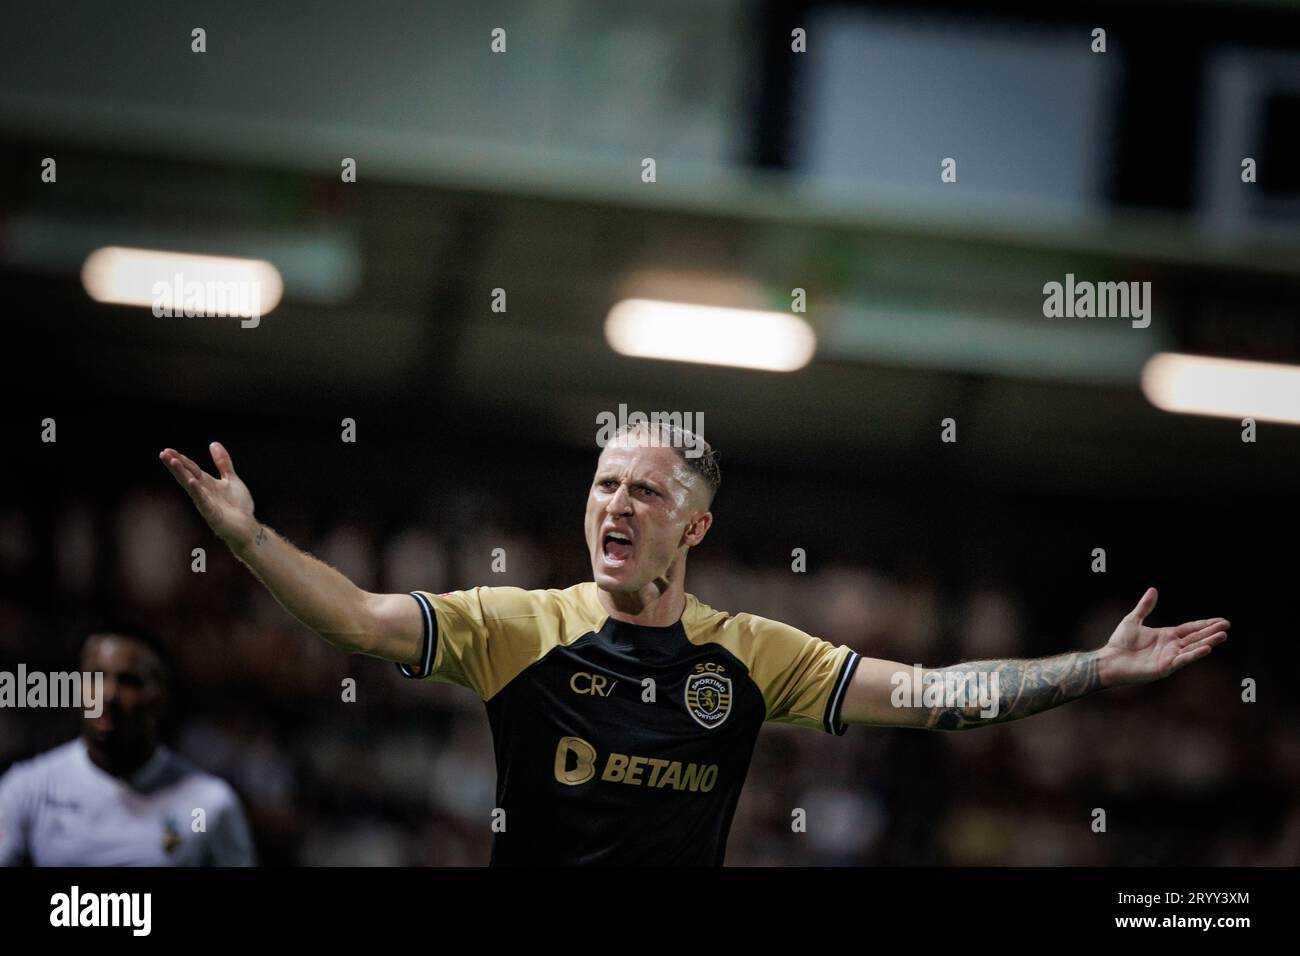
[684,671,732,729]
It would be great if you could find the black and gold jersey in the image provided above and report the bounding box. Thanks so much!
[397,582,861,865]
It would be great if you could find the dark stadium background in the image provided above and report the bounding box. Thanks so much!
[1,0,1298,865]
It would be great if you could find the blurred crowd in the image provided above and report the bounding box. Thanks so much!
[1,484,1295,866]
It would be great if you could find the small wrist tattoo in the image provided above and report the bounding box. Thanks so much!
[254,526,266,546]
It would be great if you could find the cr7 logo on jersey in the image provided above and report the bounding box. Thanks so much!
[685,662,731,729]
[570,672,617,697]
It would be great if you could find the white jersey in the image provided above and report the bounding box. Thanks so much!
[0,738,255,866]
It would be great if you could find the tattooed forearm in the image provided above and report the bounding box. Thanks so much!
[923,650,1104,730]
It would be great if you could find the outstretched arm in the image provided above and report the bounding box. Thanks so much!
[839,588,1229,730]
[159,442,425,668]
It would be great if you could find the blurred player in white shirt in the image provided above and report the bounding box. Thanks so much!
[0,630,254,866]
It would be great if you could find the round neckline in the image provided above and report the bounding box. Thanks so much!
[587,583,697,633]
[603,615,683,634]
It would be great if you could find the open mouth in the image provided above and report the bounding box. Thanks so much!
[602,531,634,567]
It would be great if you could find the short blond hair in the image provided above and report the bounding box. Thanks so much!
[610,421,721,507]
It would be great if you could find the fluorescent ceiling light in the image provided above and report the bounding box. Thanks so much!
[605,299,815,371]
[11,217,357,304]
[1141,352,1300,425]
[82,246,283,316]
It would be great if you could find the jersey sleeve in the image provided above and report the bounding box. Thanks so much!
[0,763,33,866]
[395,590,439,681]
[394,587,554,700]
[746,616,861,735]
[208,786,256,867]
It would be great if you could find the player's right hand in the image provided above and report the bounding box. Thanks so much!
[158,442,258,551]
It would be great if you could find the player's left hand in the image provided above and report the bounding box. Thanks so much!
[1098,587,1229,687]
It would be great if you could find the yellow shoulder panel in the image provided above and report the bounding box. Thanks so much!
[683,593,856,732]
[414,582,608,700]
